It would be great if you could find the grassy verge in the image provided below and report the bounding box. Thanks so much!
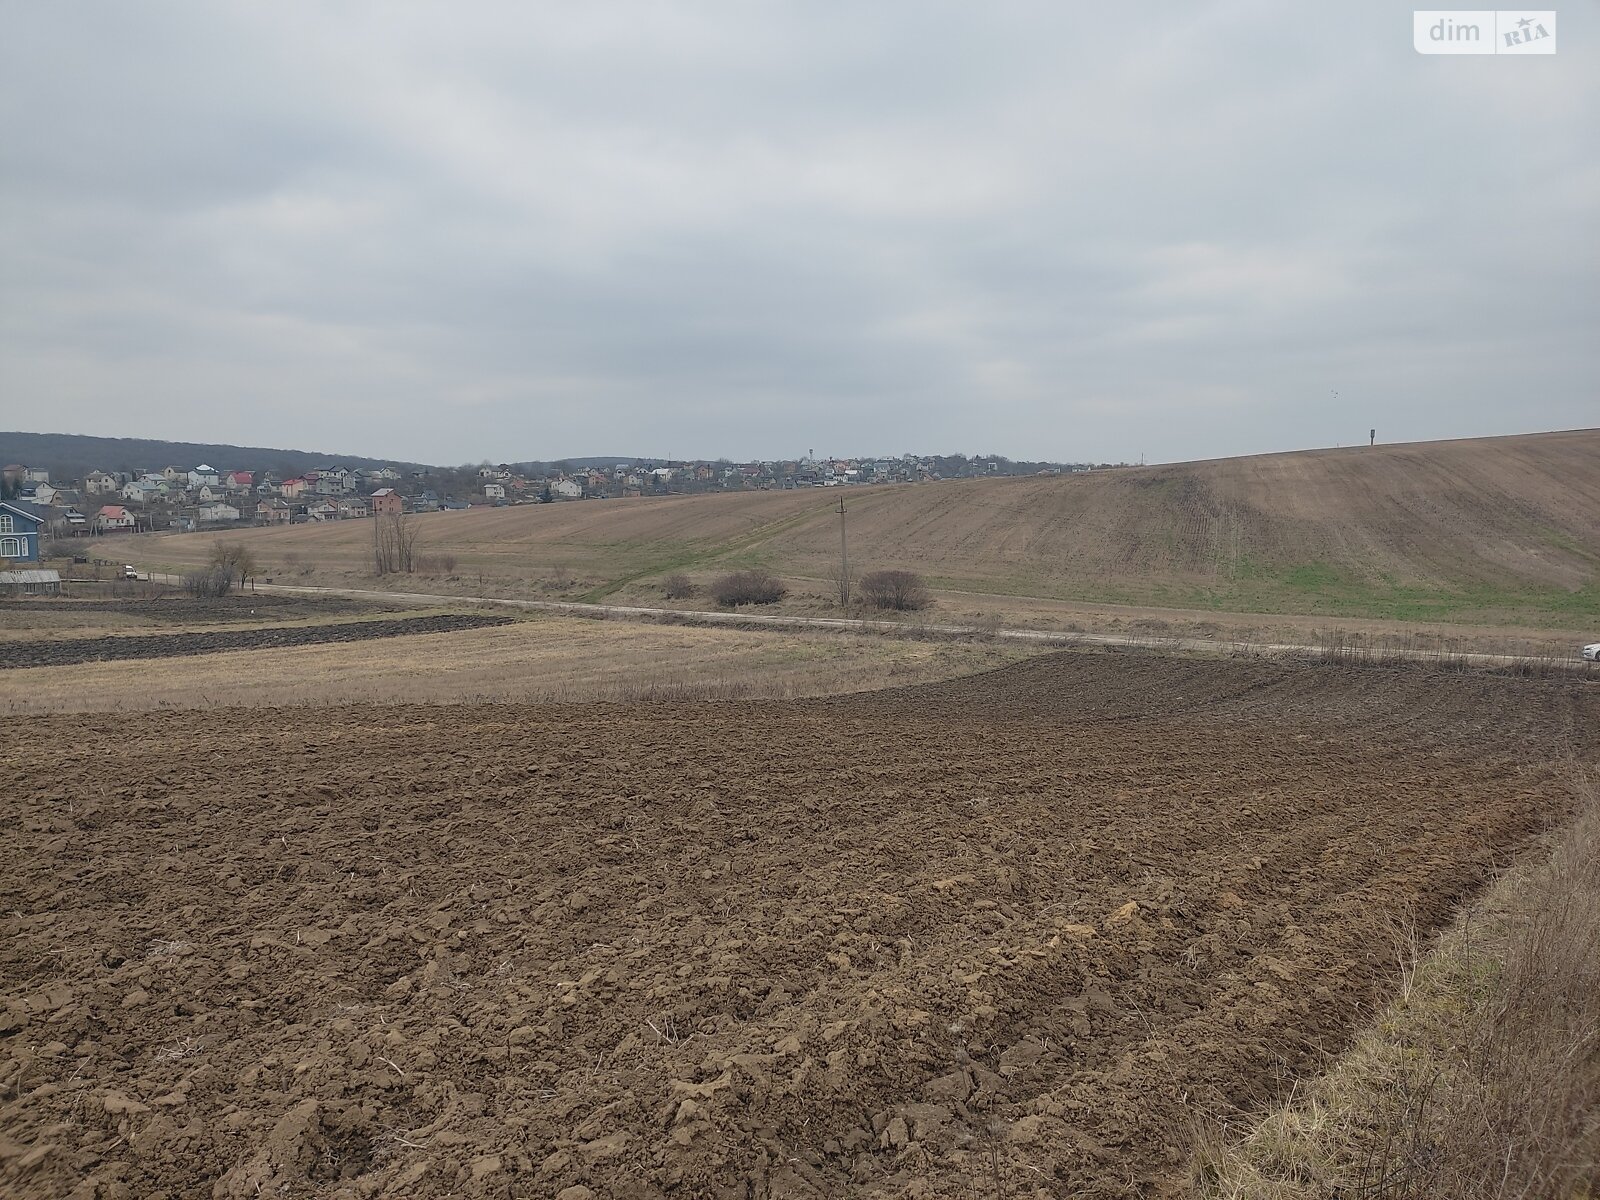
[1188,775,1600,1199]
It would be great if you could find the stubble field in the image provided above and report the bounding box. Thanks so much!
[131,429,1600,635]
[3,652,1595,1199]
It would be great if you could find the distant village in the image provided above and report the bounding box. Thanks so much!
[0,451,1114,538]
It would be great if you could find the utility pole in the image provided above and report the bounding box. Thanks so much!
[837,493,850,616]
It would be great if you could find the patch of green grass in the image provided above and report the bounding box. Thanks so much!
[577,505,829,602]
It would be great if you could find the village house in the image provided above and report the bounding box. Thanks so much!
[225,470,254,491]
[552,478,583,500]
[369,488,404,516]
[280,477,309,499]
[84,470,118,495]
[0,567,62,595]
[197,502,241,523]
[312,467,353,495]
[306,501,339,521]
[0,500,46,563]
[338,498,370,519]
[30,481,60,506]
[94,504,137,533]
[482,483,506,501]
[255,498,293,524]
[122,480,158,503]
[189,464,220,488]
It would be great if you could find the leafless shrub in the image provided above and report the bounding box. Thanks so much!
[182,566,233,597]
[662,572,695,599]
[416,552,458,575]
[710,568,786,607]
[858,569,932,612]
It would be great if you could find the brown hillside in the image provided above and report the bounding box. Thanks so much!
[138,429,1600,622]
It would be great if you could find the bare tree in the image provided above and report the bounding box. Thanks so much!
[662,572,695,599]
[371,512,419,574]
[828,560,854,609]
[208,542,258,587]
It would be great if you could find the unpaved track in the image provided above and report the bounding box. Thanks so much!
[3,654,1595,1199]
[229,578,1594,671]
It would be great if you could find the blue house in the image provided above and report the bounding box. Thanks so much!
[0,500,45,563]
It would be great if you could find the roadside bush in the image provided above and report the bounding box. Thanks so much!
[858,569,932,612]
[710,569,786,607]
[662,572,695,599]
[416,552,459,575]
[182,566,233,598]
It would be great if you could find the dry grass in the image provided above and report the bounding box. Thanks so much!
[1,614,1033,713]
[126,430,1600,629]
[1188,774,1600,1200]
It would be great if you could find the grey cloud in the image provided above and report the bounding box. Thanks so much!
[2,1,1594,463]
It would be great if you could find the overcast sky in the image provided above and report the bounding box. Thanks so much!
[1,2,1595,465]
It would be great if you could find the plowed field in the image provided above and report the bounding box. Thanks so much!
[0,614,515,670]
[2,655,1595,1199]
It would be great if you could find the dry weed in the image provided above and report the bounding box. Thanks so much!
[1188,775,1600,1199]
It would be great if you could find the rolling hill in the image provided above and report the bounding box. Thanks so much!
[0,431,431,481]
[138,429,1600,627]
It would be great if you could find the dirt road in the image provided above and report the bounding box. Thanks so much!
[214,578,1594,671]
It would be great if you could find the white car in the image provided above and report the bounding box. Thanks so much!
[1585,643,1600,662]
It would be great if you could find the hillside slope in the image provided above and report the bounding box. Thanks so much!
[141,429,1600,625]
[0,431,430,480]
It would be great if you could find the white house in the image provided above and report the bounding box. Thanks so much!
[306,501,339,521]
[122,480,157,502]
[189,464,220,488]
[197,502,241,523]
[85,471,119,495]
[552,479,583,500]
[95,505,137,532]
[483,483,506,500]
[312,467,353,495]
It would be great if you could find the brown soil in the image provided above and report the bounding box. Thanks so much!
[0,614,515,670]
[2,655,1595,1199]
